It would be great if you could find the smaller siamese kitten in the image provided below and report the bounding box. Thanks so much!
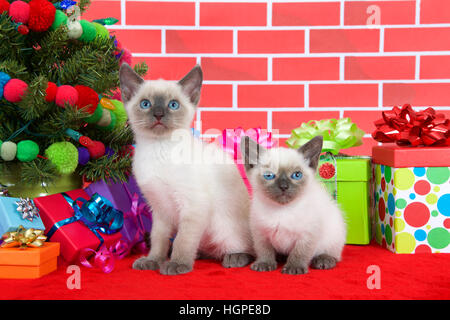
[241,136,346,275]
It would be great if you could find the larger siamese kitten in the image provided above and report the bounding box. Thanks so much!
[119,64,253,275]
[241,136,346,275]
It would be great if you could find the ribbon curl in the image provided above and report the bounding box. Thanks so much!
[372,104,450,147]
[79,239,129,273]
[286,118,365,154]
[1,225,47,249]
[46,193,124,250]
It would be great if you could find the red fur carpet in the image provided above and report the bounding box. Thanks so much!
[1,241,449,300]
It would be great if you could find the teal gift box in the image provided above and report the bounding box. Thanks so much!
[0,197,45,235]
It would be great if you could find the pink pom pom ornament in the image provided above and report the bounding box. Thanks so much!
[55,85,78,108]
[9,1,30,24]
[3,79,28,103]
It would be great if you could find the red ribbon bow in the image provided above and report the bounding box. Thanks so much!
[372,104,450,147]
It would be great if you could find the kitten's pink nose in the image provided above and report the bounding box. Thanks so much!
[155,115,164,121]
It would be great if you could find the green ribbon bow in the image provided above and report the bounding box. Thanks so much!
[286,118,365,155]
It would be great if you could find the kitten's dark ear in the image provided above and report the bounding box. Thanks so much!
[240,136,266,171]
[119,63,144,103]
[298,135,323,171]
[179,65,203,106]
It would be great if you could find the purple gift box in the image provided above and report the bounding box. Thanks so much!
[84,176,152,253]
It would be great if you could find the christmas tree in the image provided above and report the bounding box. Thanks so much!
[0,0,147,188]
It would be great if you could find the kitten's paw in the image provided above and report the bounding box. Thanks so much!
[250,261,277,272]
[281,263,308,275]
[160,261,192,275]
[132,257,161,270]
[222,253,254,268]
[311,254,337,270]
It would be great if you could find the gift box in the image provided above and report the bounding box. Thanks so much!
[317,155,372,245]
[0,242,60,279]
[0,197,45,235]
[287,118,372,245]
[372,145,450,253]
[371,105,450,253]
[85,176,152,250]
[34,189,123,262]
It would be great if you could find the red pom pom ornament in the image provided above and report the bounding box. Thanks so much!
[0,0,10,13]
[45,81,57,102]
[74,85,100,115]
[87,141,106,159]
[55,85,78,107]
[28,0,56,32]
[3,78,28,103]
[9,0,30,24]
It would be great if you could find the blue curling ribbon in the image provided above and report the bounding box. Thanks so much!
[53,0,76,10]
[46,193,124,250]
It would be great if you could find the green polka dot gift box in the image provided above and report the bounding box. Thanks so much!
[372,145,450,254]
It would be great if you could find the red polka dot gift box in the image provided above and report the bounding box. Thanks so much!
[371,106,450,254]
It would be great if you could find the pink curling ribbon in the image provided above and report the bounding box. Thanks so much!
[217,127,278,194]
[79,239,129,273]
[122,184,152,255]
[217,127,278,161]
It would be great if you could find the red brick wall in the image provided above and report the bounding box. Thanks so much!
[82,0,450,155]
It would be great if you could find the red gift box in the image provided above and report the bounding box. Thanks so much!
[372,145,450,167]
[34,189,122,262]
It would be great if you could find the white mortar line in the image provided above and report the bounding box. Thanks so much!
[121,0,126,26]
[416,0,421,25]
[195,0,200,27]
[198,106,450,112]
[108,24,450,30]
[131,51,450,58]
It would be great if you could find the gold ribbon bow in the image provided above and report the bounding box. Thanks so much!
[1,225,47,249]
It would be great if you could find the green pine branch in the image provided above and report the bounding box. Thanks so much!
[79,152,132,183]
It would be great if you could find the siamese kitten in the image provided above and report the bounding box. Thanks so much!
[241,136,346,275]
[119,63,253,275]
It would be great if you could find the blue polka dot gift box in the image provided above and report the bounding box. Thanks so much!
[372,145,450,254]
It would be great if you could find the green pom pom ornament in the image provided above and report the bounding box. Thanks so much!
[78,20,97,42]
[92,22,109,39]
[0,141,17,161]
[16,140,39,162]
[50,10,68,31]
[45,141,79,174]
[84,103,103,124]
[110,99,127,128]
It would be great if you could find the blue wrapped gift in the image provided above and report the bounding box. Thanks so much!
[0,197,46,235]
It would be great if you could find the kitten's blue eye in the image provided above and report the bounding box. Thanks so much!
[263,172,276,180]
[140,99,151,109]
[291,171,303,180]
[168,100,180,110]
